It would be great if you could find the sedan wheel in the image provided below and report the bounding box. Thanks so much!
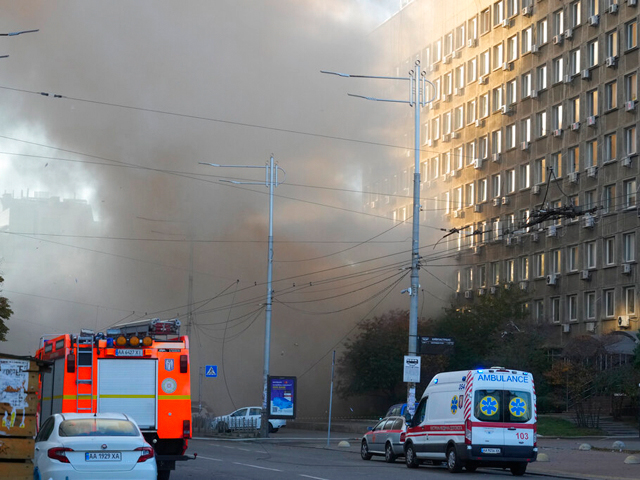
[361,440,372,460]
[384,442,397,463]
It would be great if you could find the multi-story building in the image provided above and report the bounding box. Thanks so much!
[367,0,639,345]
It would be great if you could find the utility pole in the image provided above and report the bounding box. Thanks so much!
[322,61,435,416]
[199,156,285,438]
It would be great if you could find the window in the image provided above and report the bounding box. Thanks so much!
[491,261,500,284]
[551,152,562,177]
[469,16,479,41]
[455,24,466,50]
[508,35,518,62]
[626,126,637,155]
[551,249,562,274]
[551,297,561,323]
[468,57,478,83]
[627,21,638,51]
[494,0,505,26]
[522,71,532,97]
[443,111,452,134]
[538,18,548,45]
[506,259,515,283]
[568,245,578,271]
[552,104,563,130]
[604,289,615,317]
[430,155,439,179]
[507,79,517,104]
[585,189,596,210]
[586,139,598,167]
[480,92,490,117]
[537,64,547,90]
[492,173,502,198]
[522,26,533,54]
[455,65,465,90]
[491,217,500,242]
[507,0,519,17]
[623,232,636,262]
[492,130,503,154]
[604,132,617,161]
[568,295,578,322]
[493,85,504,111]
[520,256,529,280]
[586,292,596,319]
[588,0,599,16]
[570,97,580,124]
[434,39,442,62]
[442,151,451,174]
[625,73,638,102]
[605,236,616,265]
[569,49,581,76]
[481,8,491,35]
[444,32,454,56]
[506,168,515,193]
[480,135,489,159]
[536,111,547,137]
[605,81,617,110]
[534,157,546,184]
[553,10,564,36]
[480,50,490,76]
[571,1,581,27]
[467,141,477,164]
[552,56,564,84]
[534,299,545,322]
[587,88,598,116]
[606,30,618,59]
[522,117,531,143]
[506,123,516,149]
[588,39,599,67]
[534,252,545,277]
[625,287,636,315]
[520,163,531,189]
[444,72,453,95]
[478,177,488,202]
[493,43,504,70]
[454,105,465,130]
[467,99,477,124]
[586,241,597,268]
[568,146,579,173]
[455,146,464,169]
[603,184,616,213]
[454,186,463,211]
[624,179,637,209]
[478,264,486,287]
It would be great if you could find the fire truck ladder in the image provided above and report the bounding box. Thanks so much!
[76,329,95,413]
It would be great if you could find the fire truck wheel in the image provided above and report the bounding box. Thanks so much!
[157,470,171,480]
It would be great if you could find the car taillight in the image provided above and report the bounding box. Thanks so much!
[180,354,188,373]
[48,447,73,463]
[183,420,191,438]
[135,446,154,463]
[465,419,472,445]
[400,431,406,443]
[533,424,537,447]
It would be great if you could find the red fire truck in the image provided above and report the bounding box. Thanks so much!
[35,318,194,479]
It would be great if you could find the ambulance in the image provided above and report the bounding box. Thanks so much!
[403,367,537,476]
[35,318,193,480]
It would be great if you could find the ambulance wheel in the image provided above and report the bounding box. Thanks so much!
[384,442,397,463]
[446,446,463,473]
[360,440,372,460]
[157,470,171,480]
[510,462,527,476]
[465,462,478,472]
[405,443,419,468]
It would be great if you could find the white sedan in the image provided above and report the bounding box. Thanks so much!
[34,412,157,480]
[212,406,286,433]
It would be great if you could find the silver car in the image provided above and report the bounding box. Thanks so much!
[360,416,407,463]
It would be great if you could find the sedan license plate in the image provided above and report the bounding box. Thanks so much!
[85,452,122,461]
[481,448,501,454]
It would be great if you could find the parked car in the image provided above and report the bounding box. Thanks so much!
[385,403,418,419]
[33,412,156,480]
[360,416,408,463]
[212,406,286,433]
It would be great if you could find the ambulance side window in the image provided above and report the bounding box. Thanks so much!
[412,397,428,426]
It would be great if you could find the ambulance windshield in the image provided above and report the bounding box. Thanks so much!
[473,390,533,423]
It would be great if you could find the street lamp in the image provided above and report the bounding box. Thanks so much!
[322,61,435,415]
[199,156,285,438]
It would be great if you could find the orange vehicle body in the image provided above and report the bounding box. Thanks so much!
[35,320,193,477]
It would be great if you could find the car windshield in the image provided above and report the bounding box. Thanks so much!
[58,419,139,437]
[474,389,533,423]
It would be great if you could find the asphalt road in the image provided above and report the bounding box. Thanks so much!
[170,436,567,480]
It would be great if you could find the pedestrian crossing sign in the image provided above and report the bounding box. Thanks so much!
[205,365,218,378]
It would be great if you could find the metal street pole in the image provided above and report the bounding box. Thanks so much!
[199,156,284,438]
[322,62,435,416]
[327,350,336,447]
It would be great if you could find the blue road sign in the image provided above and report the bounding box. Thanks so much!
[205,365,218,378]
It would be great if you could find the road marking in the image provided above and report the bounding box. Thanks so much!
[300,475,330,480]
[236,447,253,452]
[197,455,223,462]
[233,462,282,472]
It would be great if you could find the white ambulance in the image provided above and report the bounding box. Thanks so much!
[403,367,537,476]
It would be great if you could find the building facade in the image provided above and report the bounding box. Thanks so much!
[368,0,639,345]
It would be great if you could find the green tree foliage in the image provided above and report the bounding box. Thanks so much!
[0,275,12,341]
[336,310,444,405]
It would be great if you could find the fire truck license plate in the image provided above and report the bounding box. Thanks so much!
[481,448,501,454]
[115,349,144,356]
[85,452,122,461]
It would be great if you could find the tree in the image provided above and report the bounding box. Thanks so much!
[336,310,443,407]
[0,275,12,341]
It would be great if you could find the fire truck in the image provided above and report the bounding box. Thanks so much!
[35,318,194,480]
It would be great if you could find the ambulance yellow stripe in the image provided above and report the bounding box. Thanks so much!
[158,395,190,400]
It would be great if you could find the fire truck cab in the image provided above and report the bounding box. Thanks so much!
[36,318,193,480]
